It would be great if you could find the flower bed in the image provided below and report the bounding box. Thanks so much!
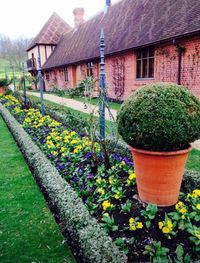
[26,93,131,160]
[0,94,200,262]
[0,103,126,263]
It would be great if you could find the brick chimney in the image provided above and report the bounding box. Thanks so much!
[73,8,85,28]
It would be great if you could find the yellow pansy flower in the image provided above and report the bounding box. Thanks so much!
[158,222,164,229]
[196,204,200,210]
[70,139,78,145]
[98,188,105,195]
[137,222,143,229]
[96,178,102,185]
[194,230,200,240]
[162,227,170,234]
[102,200,114,211]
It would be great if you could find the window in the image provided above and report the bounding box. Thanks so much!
[136,48,154,79]
[87,62,94,77]
[46,72,50,81]
[64,67,69,82]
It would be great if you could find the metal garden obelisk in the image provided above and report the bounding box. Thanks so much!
[99,0,111,140]
[37,55,45,116]
[11,64,16,95]
[99,29,106,139]
[22,62,27,106]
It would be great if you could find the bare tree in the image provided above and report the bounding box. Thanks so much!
[0,34,31,70]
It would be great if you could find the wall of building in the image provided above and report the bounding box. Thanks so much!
[105,36,200,100]
[177,37,200,98]
[28,45,55,69]
[155,36,200,98]
[28,46,39,69]
[43,35,200,100]
[44,67,72,90]
[44,61,100,92]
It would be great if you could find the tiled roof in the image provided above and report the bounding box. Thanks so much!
[43,0,200,69]
[27,12,71,51]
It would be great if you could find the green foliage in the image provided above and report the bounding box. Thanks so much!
[182,170,200,192]
[0,77,11,87]
[52,87,66,97]
[26,75,39,86]
[114,237,129,254]
[187,225,200,253]
[143,241,170,263]
[141,204,158,228]
[102,213,118,232]
[68,77,96,98]
[121,200,132,214]
[0,105,127,263]
[174,245,191,263]
[186,149,200,173]
[117,83,200,151]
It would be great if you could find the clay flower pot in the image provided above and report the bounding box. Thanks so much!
[0,87,5,94]
[130,146,192,206]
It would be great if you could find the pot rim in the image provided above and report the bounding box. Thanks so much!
[130,145,192,156]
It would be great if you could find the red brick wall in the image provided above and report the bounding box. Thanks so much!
[155,37,200,98]
[44,36,200,100]
[180,37,200,97]
[105,52,155,101]
[44,67,73,91]
[44,62,100,92]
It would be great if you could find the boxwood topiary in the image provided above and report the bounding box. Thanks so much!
[117,83,200,151]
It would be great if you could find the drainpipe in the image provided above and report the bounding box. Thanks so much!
[173,40,185,85]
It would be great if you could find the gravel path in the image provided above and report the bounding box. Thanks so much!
[27,92,117,121]
[192,140,200,150]
[27,92,200,150]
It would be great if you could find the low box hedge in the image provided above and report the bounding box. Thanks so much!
[0,104,127,263]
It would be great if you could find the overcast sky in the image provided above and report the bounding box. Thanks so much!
[0,0,120,39]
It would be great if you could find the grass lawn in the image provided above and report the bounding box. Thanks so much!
[0,116,76,263]
[186,148,200,173]
[0,58,11,74]
[64,95,122,111]
[28,90,122,111]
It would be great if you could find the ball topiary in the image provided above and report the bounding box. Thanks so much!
[117,83,200,151]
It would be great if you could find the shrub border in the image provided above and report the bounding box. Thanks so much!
[0,104,127,263]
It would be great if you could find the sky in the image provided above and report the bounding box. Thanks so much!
[0,0,120,39]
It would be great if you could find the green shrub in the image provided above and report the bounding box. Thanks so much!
[0,78,11,87]
[51,87,66,97]
[117,83,200,151]
[182,170,200,192]
[68,77,96,98]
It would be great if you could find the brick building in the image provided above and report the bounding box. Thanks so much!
[27,0,200,100]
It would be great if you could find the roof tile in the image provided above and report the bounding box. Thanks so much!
[43,0,200,69]
[27,12,71,51]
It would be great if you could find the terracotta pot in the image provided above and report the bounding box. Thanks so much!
[0,87,5,94]
[130,146,192,207]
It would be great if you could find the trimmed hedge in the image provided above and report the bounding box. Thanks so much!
[0,104,127,263]
[181,169,200,192]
